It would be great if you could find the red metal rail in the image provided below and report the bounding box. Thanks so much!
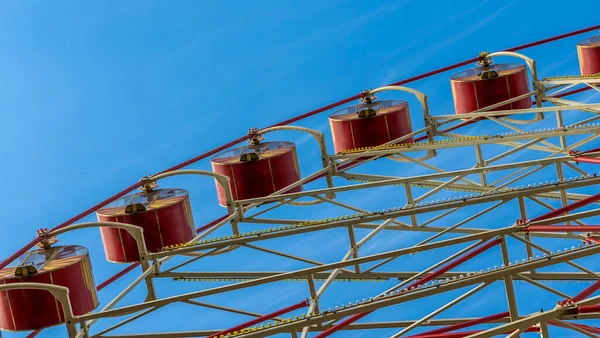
[530,192,600,223]
[97,262,142,291]
[411,293,600,338]
[566,279,600,304]
[314,238,502,338]
[578,305,600,314]
[8,23,600,337]
[532,196,600,308]
[548,321,600,335]
[407,238,502,288]
[208,300,309,338]
[411,327,539,338]
[526,225,600,232]
[196,215,229,234]
[581,146,600,154]
[574,156,600,164]
[407,312,509,337]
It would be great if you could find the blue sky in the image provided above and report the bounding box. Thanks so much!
[2,1,600,337]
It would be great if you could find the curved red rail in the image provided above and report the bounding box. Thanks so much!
[12,23,600,338]
[322,184,600,337]
[314,239,502,338]
[208,300,309,338]
[407,312,510,337]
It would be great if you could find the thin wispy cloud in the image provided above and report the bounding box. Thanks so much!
[101,117,213,176]
[378,0,495,85]
[293,120,331,147]
[102,139,182,175]
[242,0,420,98]
[430,0,518,50]
[270,0,418,54]
[582,90,600,103]
[379,0,493,63]
[538,54,578,76]
[380,0,517,85]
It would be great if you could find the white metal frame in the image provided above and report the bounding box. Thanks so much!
[8,51,600,338]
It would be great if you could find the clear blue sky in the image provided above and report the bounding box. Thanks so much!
[1,1,600,337]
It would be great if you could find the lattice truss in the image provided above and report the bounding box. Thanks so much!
[7,50,600,337]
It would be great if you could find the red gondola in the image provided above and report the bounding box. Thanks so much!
[211,141,302,206]
[451,63,531,116]
[328,100,414,154]
[96,187,195,263]
[577,35,600,75]
[0,245,98,331]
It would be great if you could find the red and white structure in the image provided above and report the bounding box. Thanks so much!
[2,25,600,338]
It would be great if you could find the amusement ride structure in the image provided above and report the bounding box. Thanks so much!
[3,24,600,338]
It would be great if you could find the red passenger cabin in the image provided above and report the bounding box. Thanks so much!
[451,62,531,117]
[0,245,98,331]
[96,187,196,263]
[328,100,414,154]
[577,35,600,76]
[211,141,302,206]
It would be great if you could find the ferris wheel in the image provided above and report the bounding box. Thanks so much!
[2,24,600,338]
